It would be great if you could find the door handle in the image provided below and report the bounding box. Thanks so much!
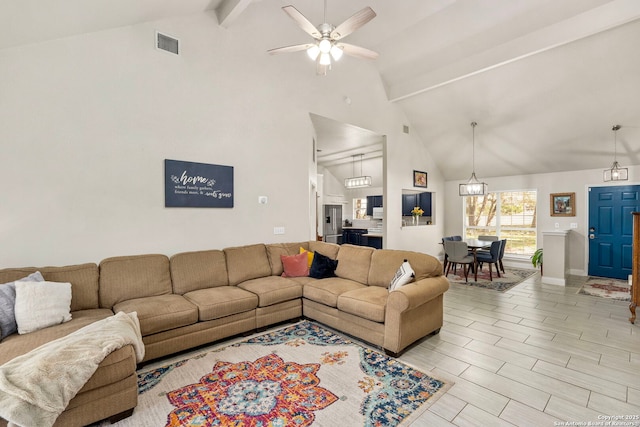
[589,226,596,239]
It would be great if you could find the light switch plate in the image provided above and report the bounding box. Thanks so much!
[258,196,268,204]
[273,226,285,235]
[570,223,578,229]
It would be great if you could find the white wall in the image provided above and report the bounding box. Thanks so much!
[444,166,640,275]
[0,5,445,267]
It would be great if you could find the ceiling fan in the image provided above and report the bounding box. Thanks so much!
[268,1,378,75]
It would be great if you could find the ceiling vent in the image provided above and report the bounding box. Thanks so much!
[156,31,179,55]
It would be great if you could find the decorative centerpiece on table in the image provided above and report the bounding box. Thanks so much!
[411,206,424,225]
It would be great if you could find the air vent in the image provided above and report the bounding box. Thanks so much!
[403,125,410,134]
[156,31,179,55]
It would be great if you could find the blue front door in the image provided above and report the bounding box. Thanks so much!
[588,185,640,279]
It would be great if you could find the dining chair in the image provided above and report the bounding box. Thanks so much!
[498,239,507,273]
[476,240,502,281]
[443,240,475,282]
[478,235,499,241]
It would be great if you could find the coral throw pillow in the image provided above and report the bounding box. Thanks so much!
[281,253,309,278]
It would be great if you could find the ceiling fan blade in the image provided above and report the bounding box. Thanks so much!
[330,7,376,40]
[268,43,314,55]
[282,5,321,39]
[339,43,379,60]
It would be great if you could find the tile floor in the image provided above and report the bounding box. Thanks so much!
[400,273,640,426]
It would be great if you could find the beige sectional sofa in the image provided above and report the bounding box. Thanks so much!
[0,240,448,427]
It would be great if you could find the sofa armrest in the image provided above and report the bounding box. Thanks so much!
[387,276,449,312]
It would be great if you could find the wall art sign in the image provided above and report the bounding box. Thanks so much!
[165,159,234,208]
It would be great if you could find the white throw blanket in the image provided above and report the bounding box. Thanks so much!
[0,311,145,427]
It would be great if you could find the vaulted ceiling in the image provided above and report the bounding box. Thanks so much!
[2,0,639,181]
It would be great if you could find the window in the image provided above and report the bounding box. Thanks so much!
[353,198,367,219]
[464,190,537,256]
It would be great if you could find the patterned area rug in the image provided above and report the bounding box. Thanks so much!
[578,276,631,301]
[107,321,451,427]
[446,266,537,292]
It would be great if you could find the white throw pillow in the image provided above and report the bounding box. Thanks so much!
[14,281,72,334]
[389,260,415,291]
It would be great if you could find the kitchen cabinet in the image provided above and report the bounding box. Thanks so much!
[419,192,432,216]
[402,194,418,216]
[342,228,367,245]
[402,192,432,216]
[364,236,383,249]
[366,195,383,216]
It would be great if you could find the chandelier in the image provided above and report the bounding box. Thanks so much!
[603,124,628,182]
[459,122,488,196]
[345,154,372,189]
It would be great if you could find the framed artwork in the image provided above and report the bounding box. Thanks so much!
[550,192,575,216]
[413,170,427,188]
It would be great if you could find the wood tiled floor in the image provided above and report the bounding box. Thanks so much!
[400,273,640,426]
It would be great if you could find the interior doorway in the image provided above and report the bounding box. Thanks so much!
[588,185,640,279]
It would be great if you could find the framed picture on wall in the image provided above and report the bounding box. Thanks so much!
[550,192,575,216]
[413,170,427,188]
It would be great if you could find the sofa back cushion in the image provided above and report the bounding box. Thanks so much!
[308,241,340,260]
[369,250,442,288]
[224,244,272,286]
[266,242,309,276]
[170,250,228,294]
[99,254,172,308]
[0,263,99,311]
[335,244,374,284]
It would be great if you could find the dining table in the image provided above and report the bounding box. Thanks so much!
[464,239,492,281]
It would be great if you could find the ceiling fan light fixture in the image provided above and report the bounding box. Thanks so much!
[306,45,320,60]
[330,44,343,61]
[319,52,332,66]
[318,39,332,54]
[603,124,628,182]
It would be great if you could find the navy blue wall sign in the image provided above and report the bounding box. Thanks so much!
[165,159,234,208]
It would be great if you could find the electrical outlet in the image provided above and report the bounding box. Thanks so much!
[273,226,285,235]
[555,223,559,229]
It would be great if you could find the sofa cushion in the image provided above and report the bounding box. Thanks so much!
[308,241,340,260]
[300,247,314,268]
[184,287,258,321]
[303,277,365,308]
[309,251,338,279]
[335,244,374,284]
[99,254,172,308]
[266,243,308,276]
[0,263,99,311]
[237,276,303,307]
[225,244,272,286]
[113,294,197,336]
[368,250,443,288]
[15,281,72,334]
[170,250,228,294]
[338,287,388,323]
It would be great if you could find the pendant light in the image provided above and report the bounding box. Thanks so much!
[345,154,372,189]
[459,121,488,196]
[603,124,628,182]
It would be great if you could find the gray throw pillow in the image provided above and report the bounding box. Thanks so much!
[0,271,44,340]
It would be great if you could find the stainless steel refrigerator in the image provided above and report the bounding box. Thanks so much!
[323,204,343,244]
